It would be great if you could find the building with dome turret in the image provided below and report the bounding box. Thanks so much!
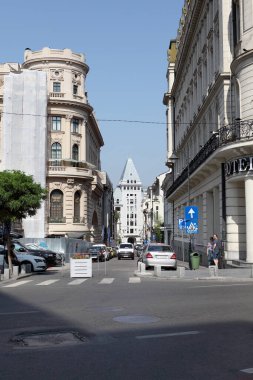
[0,47,112,242]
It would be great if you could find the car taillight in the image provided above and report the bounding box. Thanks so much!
[171,253,176,259]
[146,252,153,258]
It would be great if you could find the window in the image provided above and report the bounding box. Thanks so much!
[72,144,79,161]
[73,191,81,222]
[51,142,62,159]
[73,85,78,95]
[53,82,61,92]
[233,0,240,46]
[72,118,79,133]
[52,116,61,131]
[50,190,63,221]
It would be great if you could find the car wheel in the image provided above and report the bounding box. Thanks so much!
[118,256,121,260]
[132,256,134,260]
[21,261,34,272]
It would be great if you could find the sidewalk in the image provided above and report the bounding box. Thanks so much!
[135,260,253,281]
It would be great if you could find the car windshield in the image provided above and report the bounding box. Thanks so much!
[120,244,132,248]
[148,245,172,252]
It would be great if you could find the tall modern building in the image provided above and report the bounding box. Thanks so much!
[163,0,253,264]
[0,47,113,242]
[113,158,144,244]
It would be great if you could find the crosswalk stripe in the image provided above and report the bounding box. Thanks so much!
[129,277,141,283]
[36,280,60,286]
[68,279,88,285]
[99,278,114,284]
[3,280,33,288]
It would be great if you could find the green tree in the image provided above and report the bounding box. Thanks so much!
[0,170,47,273]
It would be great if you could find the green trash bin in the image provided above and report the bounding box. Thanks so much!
[190,252,200,270]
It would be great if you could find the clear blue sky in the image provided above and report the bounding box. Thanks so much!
[0,0,183,188]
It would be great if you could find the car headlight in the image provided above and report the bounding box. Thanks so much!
[35,259,44,263]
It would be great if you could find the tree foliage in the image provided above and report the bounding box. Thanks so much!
[0,170,47,275]
[0,170,47,223]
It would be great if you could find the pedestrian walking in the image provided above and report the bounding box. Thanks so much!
[213,234,220,267]
[207,236,214,266]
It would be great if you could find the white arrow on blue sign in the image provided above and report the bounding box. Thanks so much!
[185,206,198,221]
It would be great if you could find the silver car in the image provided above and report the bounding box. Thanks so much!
[141,243,177,270]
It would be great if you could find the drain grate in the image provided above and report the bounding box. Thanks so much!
[10,330,88,348]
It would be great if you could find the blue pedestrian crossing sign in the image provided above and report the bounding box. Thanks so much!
[184,206,199,234]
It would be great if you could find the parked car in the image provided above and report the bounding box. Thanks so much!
[88,246,106,262]
[12,241,58,267]
[140,243,177,270]
[118,243,134,260]
[0,246,47,272]
[91,244,109,261]
[24,242,64,265]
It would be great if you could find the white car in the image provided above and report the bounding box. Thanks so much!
[140,243,177,270]
[16,252,47,272]
[0,246,47,272]
[117,243,134,260]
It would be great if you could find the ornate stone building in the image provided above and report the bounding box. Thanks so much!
[163,0,253,264]
[0,47,112,242]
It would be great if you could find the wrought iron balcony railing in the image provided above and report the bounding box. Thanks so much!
[166,119,253,198]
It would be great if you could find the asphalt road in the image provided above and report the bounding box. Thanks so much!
[1,257,253,380]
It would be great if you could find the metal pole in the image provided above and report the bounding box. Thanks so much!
[182,228,184,262]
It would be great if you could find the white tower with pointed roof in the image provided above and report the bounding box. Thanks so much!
[114,158,144,244]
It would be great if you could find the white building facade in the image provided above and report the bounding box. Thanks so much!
[113,158,144,244]
[163,0,253,264]
[0,48,112,242]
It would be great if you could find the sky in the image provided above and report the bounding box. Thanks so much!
[0,0,183,188]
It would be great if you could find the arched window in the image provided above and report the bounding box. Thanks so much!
[72,144,79,161]
[51,142,62,159]
[73,191,81,223]
[50,190,63,222]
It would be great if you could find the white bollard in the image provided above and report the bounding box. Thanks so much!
[12,266,19,277]
[140,263,146,273]
[154,265,161,277]
[4,268,10,280]
[209,265,217,277]
[177,267,185,278]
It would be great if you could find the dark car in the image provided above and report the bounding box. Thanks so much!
[12,241,59,267]
[88,246,106,262]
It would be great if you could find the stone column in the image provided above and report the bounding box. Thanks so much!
[245,177,253,262]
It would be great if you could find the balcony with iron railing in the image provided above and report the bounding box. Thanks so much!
[166,119,253,198]
[47,159,93,178]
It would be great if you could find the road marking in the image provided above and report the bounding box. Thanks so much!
[136,331,200,340]
[0,311,39,315]
[190,283,253,288]
[36,280,60,286]
[68,279,88,285]
[129,277,141,283]
[99,278,114,284]
[3,280,33,288]
[241,368,253,374]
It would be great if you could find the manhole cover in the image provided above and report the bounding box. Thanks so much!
[11,330,87,348]
[113,315,160,324]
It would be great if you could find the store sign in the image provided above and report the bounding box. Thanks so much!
[225,156,253,177]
